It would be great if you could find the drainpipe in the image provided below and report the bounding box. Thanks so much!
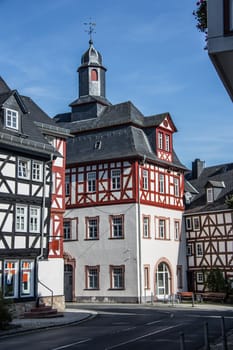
[137,157,146,304]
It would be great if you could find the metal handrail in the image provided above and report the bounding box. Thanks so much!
[37,279,54,308]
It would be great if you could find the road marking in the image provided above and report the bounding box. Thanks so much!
[52,338,91,350]
[105,323,183,349]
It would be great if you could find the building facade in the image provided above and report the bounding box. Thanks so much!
[184,159,233,292]
[55,40,187,303]
[0,77,69,312]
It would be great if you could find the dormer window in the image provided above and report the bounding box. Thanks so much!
[165,134,170,152]
[5,108,18,130]
[207,188,214,203]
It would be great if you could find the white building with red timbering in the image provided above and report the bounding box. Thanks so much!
[55,39,187,303]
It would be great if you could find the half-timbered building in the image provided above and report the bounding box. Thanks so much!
[55,39,187,303]
[0,77,70,312]
[184,158,233,292]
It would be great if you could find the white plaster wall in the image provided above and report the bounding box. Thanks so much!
[38,258,64,296]
[64,203,139,300]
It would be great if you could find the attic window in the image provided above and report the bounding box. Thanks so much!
[94,140,102,150]
[5,108,18,130]
[207,188,214,203]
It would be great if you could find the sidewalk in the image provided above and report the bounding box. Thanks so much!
[0,308,96,338]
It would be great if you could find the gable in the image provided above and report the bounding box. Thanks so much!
[158,113,177,132]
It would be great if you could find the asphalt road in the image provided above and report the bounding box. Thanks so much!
[1,304,233,350]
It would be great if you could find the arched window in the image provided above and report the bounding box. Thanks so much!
[156,262,170,299]
[91,69,98,81]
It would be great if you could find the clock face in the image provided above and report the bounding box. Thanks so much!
[163,120,168,127]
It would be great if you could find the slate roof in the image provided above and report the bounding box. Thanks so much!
[0,77,70,157]
[185,162,233,214]
[55,100,185,170]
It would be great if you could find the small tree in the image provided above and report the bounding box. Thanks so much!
[193,0,208,48]
[205,269,226,292]
[0,290,12,329]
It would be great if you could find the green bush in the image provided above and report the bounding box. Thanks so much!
[205,269,226,292]
[0,290,12,329]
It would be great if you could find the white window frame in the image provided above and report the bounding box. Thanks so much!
[18,158,30,179]
[196,242,203,257]
[187,244,192,256]
[143,216,150,238]
[165,134,170,151]
[111,266,124,289]
[16,205,27,232]
[159,219,165,239]
[87,217,98,239]
[174,220,180,240]
[207,188,213,203]
[20,260,34,297]
[63,221,71,240]
[86,266,99,289]
[4,260,19,298]
[111,215,124,238]
[197,272,204,283]
[111,169,121,190]
[193,217,200,230]
[142,169,148,190]
[29,206,40,233]
[158,132,163,149]
[185,217,192,230]
[174,177,179,197]
[5,108,18,130]
[159,174,165,193]
[32,161,42,182]
[87,172,96,192]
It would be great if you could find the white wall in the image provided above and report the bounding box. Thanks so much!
[38,258,64,296]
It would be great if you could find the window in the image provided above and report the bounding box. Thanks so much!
[142,169,149,190]
[159,174,165,193]
[143,216,150,238]
[86,266,99,289]
[65,175,70,196]
[144,265,150,289]
[87,172,96,192]
[158,132,163,149]
[110,265,125,289]
[30,207,40,233]
[197,272,204,283]
[111,169,121,190]
[91,69,98,81]
[63,221,71,240]
[165,134,170,151]
[174,220,180,240]
[5,108,18,130]
[185,217,192,230]
[94,140,102,150]
[32,161,42,181]
[159,219,166,239]
[196,243,203,256]
[177,265,183,289]
[193,217,200,230]
[207,188,213,203]
[174,177,179,197]
[16,205,27,232]
[86,217,99,239]
[4,261,18,298]
[18,158,30,179]
[3,259,35,299]
[187,244,192,256]
[20,260,34,297]
[110,215,124,238]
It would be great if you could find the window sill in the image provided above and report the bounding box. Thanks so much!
[109,237,124,240]
[108,288,125,291]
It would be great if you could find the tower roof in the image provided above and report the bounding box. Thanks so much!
[80,40,103,67]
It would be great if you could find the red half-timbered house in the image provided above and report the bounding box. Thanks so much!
[55,39,187,303]
[184,159,233,292]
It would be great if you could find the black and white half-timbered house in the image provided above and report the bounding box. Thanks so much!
[55,39,188,303]
[184,158,233,292]
[0,77,70,312]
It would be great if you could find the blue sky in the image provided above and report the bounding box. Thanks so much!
[1,0,233,169]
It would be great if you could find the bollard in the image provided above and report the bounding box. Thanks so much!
[204,322,210,350]
[179,332,185,350]
[192,293,195,307]
[221,316,228,350]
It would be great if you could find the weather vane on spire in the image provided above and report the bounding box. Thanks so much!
[84,19,96,45]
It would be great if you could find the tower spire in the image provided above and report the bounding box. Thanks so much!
[84,19,96,45]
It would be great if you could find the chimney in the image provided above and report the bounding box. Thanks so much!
[192,159,205,179]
